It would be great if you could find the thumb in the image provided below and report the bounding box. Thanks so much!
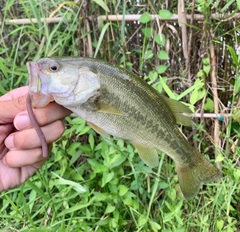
[0,87,28,124]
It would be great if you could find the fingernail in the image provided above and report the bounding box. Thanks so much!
[14,113,30,130]
[4,134,14,149]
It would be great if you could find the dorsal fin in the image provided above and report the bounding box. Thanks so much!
[162,96,192,127]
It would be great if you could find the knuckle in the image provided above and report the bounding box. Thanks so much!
[44,120,65,143]
[36,109,50,125]
[52,120,65,138]
[13,95,27,111]
[13,133,28,148]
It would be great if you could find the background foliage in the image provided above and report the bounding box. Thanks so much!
[0,0,239,231]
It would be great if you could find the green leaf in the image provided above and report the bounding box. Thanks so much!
[126,62,133,67]
[204,98,214,112]
[226,45,239,66]
[0,57,8,78]
[78,125,91,135]
[233,169,240,181]
[88,133,95,150]
[144,50,154,60]
[138,215,148,227]
[0,84,7,95]
[190,79,206,105]
[123,196,133,206]
[88,159,108,173]
[94,22,111,58]
[156,65,168,74]
[67,142,81,155]
[234,76,240,95]
[108,153,126,169]
[118,185,129,196]
[97,16,104,30]
[92,0,110,12]
[216,220,224,230]
[154,34,166,46]
[51,173,87,193]
[141,27,154,38]
[102,171,114,187]
[202,57,210,65]
[140,12,152,23]
[157,50,169,60]
[215,153,224,162]
[190,88,206,105]
[177,83,200,101]
[159,182,169,189]
[221,0,235,12]
[147,71,158,85]
[203,65,210,76]
[160,77,175,99]
[26,180,50,202]
[105,204,116,214]
[233,110,240,122]
[197,70,206,79]
[158,9,173,19]
[237,0,240,10]
[150,221,162,232]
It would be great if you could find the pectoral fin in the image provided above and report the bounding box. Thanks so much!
[132,142,159,168]
[162,96,192,127]
[87,121,110,138]
[97,103,123,115]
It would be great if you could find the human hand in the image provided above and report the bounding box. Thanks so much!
[0,86,71,192]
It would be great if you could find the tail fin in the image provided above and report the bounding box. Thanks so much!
[176,152,221,200]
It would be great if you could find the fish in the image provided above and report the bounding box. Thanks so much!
[27,57,221,199]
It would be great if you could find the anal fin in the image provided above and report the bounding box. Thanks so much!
[87,121,110,138]
[132,142,159,168]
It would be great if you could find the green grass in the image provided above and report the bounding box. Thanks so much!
[0,1,239,231]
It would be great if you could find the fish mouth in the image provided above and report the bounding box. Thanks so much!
[27,61,54,107]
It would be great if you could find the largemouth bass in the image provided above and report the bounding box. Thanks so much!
[27,57,221,199]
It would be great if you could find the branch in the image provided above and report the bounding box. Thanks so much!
[210,32,222,170]
[1,12,240,25]
[182,113,232,120]
[99,13,240,21]
[0,17,70,25]
[178,0,188,61]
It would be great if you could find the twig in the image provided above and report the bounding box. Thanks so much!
[186,0,196,83]
[210,31,222,170]
[1,12,240,25]
[181,113,232,119]
[83,2,93,57]
[99,13,240,21]
[178,0,188,60]
[0,17,70,25]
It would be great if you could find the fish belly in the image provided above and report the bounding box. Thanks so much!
[69,102,192,165]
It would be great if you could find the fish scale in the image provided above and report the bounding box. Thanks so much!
[27,57,221,199]
[96,72,185,155]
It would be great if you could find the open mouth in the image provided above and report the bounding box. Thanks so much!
[27,61,54,108]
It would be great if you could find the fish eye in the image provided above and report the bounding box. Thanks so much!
[49,63,60,72]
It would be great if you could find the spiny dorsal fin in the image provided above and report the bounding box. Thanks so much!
[132,142,159,168]
[162,96,192,127]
